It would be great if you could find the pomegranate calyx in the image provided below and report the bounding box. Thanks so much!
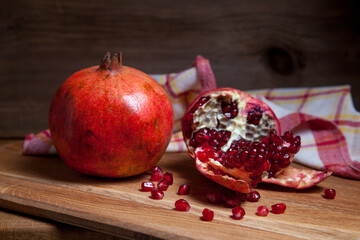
[99,52,123,71]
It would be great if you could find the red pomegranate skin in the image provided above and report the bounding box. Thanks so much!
[49,54,174,177]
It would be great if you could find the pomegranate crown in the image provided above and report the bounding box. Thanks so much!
[99,52,123,71]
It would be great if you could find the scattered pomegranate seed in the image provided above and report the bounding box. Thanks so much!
[323,188,336,199]
[157,179,169,191]
[236,192,248,202]
[151,189,164,200]
[163,172,173,185]
[150,166,163,181]
[175,199,190,211]
[150,172,163,181]
[232,206,245,220]
[225,197,242,207]
[178,184,191,195]
[247,191,260,202]
[202,208,214,221]
[151,166,163,174]
[257,206,269,216]
[271,203,286,214]
[206,192,223,204]
[141,182,155,192]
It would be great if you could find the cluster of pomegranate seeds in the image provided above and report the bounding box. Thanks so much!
[178,184,191,195]
[145,166,175,200]
[183,96,211,138]
[271,203,286,214]
[202,208,214,221]
[247,106,263,125]
[151,189,164,200]
[190,128,231,149]
[221,100,238,119]
[141,182,155,192]
[323,188,336,199]
[175,199,191,211]
[247,191,260,202]
[256,206,269,216]
[232,206,246,220]
[225,131,300,181]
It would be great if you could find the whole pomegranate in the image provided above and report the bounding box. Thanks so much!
[182,88,331,193]
[49,52,174,177]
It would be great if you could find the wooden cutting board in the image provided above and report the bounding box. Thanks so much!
[0,141,359,240]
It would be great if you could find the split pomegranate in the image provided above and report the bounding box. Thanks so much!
[202,208,214,221]
[181,88,331,193]
[257,206,269,216]
[271,203,286,214]
[175,199,190,211]
[49,52,174,177]
[232,206,245,220]
[323,188,336,199]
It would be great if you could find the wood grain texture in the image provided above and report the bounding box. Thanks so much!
[1,0,360,137]
[0,141,359,240]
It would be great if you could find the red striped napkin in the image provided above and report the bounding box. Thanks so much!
[23,57,360,180]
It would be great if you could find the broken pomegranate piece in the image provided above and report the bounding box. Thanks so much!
[181,88,331,193]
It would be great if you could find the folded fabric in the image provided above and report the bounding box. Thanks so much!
[23,57,360,180]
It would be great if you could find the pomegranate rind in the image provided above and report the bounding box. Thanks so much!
[262,166,332,189]
[195,158,251,193]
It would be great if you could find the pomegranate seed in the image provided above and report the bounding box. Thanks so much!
[150,172,163,181]
[271,203,286,214]
[151,189,164,200]
[178,184,191,195]
[157,179,169,191]
[232,206,245,220]
[202,208,214,221]
[257,206,269,216]
[141,182,155,192]
[323,188,336,199]
[206,192,224,204]
[150,166,163,181]
[225,197,242,207]
[175,199,190,211]
[163,172,173,185]
[151,166,163,174]
[236,192,248,202]
[247,191,260,202]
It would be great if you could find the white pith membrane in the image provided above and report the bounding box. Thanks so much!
[187,90,277,183]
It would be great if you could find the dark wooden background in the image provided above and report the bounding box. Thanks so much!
[1,0,360,137]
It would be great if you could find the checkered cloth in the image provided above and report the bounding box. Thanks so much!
[23,57,360,180]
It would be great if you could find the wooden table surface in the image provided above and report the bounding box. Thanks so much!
[0,140,359,240]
